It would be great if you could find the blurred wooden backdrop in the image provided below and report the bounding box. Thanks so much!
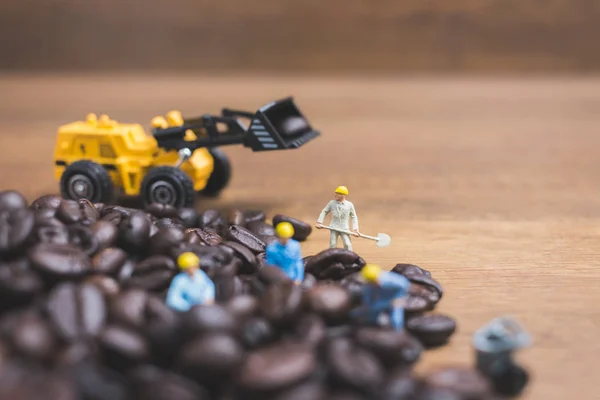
[1,0,600,73]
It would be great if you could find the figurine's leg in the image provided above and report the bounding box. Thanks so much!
[390,302,405,331]
[329,231,339,248]
[340,233,353,251]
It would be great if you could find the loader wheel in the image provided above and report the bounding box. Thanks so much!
[140,166,195,209]
[60,160,114,204]
[200,148,232,198]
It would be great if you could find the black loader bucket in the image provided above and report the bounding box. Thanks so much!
[242,97,320,151]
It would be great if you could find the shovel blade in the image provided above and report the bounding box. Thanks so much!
[376,233,391,248]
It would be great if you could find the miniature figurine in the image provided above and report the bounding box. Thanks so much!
[473,317,531,397]
[315,186,360,251]
[265,222,304,285]
[53,98,320,208]
[166,252,215,312]
[351,264,410,331]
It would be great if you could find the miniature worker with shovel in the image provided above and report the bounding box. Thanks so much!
[316,186,391,250]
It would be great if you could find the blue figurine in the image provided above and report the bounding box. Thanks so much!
[352,264,411,330]
[166,252,215,312]
[265,222,304,284]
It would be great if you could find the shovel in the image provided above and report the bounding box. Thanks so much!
[321,225,391,248]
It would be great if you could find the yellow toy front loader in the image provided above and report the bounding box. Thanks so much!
[53,97,320,208]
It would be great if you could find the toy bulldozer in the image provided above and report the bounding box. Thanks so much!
[53,98,320,208]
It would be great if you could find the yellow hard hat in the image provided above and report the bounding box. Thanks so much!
[178,252,199,269]
[275,222,294,238]
[361,264,382,283]
[334,186,349,195]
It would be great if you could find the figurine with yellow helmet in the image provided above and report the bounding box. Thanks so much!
[315,186,360,251]
[352,264,411,331]
[265,222,304,284]
[166,252,215,311]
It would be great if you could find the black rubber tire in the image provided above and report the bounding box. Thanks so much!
[140,166,195,209]
[59,160,114,204]
[199,148,232,198]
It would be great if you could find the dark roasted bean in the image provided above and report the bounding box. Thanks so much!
[243,210,266,225]
[392,263,432,278]
[176,333,244,380]
[198,209,223,230]
[30,194,63,210]
[227,209,245,226]
[227,225,266,254]
[406,314,457,347]
[0,190,28,212]
[0,258,44,307]
[0,208,35,254]
[221,241,258,274]
[354,327,423,368]
[305,248,366,278]
[423,366,492,399]
[272,214,312,241]
[239,317,277,349]
[259,281,303,327]
[90,220,119,249]
[122,255,176,291]
[99,324,151,369]
[182,304,238,338]
[118,212,151,251]
[146,203,179,219]
[148,227,185,256]
[305,284,352,324]
[130,364,210,400]
[68,224,99,256]
[29,243,92,279]
[92,247,128,275]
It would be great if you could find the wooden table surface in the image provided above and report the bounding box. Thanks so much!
[1,75,598,400]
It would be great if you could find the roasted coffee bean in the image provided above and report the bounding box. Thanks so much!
[183,304,238,337]
[148,227,185,256]
[272,214,312,241]
[243,210,266,224]
[419,386,465,400]
[102,211,124,225]
[0,208,35,254]
[188,228,223,246]
[146,203,179,219]
[30,194,62,210]
[154,218,183,230]
[405,274,443,304]
[92,247,128,275]
[108,289,150,329]
[247,220,276,237]
[405,295,433,315]
[8,312,57,362]
[257,265,292,285]
[29,243,92,279]
[176,333,244,379]
[239,317,277,349]
[90,220,119,249]
[406,314,457,347]
[392,263,432,278]
[33,208,60,226]
[172,244,232,274]
[55,341,98,367]
[175,208,197,229]
[227,225,266,254]
[268,379,327,400]
[293,313,326,346]
[118,212,151,251]
[301,273,317,289]
[37,224,70,245]
[130,364,210,400]
[259,281,303,326]
[0,190,28,212]
[354,328,423,368]
[0,258,44,306]
[423,366,492,400]
[55,200,81,225]
[143,296,183,364]
[326,338,385,394]
[65,361,130,400]
[225,294,259,320]
[99,324,151,369]
[305,248,366,277]
[380,369,420,400]
[122,255,177,291]
[305,284,352,324]
[221,241,258,274]
[46,282,107,342]
[84,275,120,297]
[236,342,317,392]
[198,209,223,230]
[0,363,78,400]
[319,262,347,280]
[227,209,245,226]
[68,224,99,256]
[102,205,136,218]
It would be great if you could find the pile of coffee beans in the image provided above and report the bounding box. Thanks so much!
[0,190,497,400]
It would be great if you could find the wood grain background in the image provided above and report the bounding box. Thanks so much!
[1,0,600,72]
[0,74,598,399]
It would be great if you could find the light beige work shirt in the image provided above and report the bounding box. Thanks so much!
[317,200,359,231]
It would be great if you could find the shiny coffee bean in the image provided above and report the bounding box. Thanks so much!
[130,364,210,400]
[225,295,259,320]
[99,324,151,369]
[257,265,292,285]
[7,312,57,362]
[188,228,223,246]
[109,289,151,329]
[405,274,443,304]
[259,282,303,327]
[221,241,258,274]
[30,194,62,210]
[68,224,99,256]
[272,214,312,241]
[406,314,457,347]
[243,210,266,225]
[423,366,492,399]
[90,220,119,249]
[0,209,35,254]
[354,327,423,367]
[0,190,28,212]
[176,333,244,379]
[148,227,185,256]
[37,225,70,245]
[236,342,317,392]
[392,263,432,278]
[93,247,128,275]
[380,369,420,400]
[84,275,121,297]
[64,361,130,400]
[0,258,44,306]
[268,379,327,400]
[227,225,266,254]
[239,317,277,349]
[46,282,107,342]
[118,212,152,251]
[121,255,176,291]
[146,203,179,219]
[305,248,366,278]
[227,209,246,226]
[177,208,198,229]
[29,243,92,279]
[198,209,224,230]
[247,220,276,237]
[305,284,352,324]
[182,304,238,338]
[293,313,326,346]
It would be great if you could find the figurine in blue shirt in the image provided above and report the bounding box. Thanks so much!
[352,264,411,330]
[166,252,215,312]
[265,222,304,285]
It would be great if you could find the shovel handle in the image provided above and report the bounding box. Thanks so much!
[320,225,379,242]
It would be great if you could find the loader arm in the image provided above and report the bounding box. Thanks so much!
[151,97,320,153]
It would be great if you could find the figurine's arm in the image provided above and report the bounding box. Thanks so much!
[379,272,411,295]
[349,203,359,232]
[317,201,332,224]
[166,276,190,312]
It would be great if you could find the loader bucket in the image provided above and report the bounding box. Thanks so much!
[243,97,320,151]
